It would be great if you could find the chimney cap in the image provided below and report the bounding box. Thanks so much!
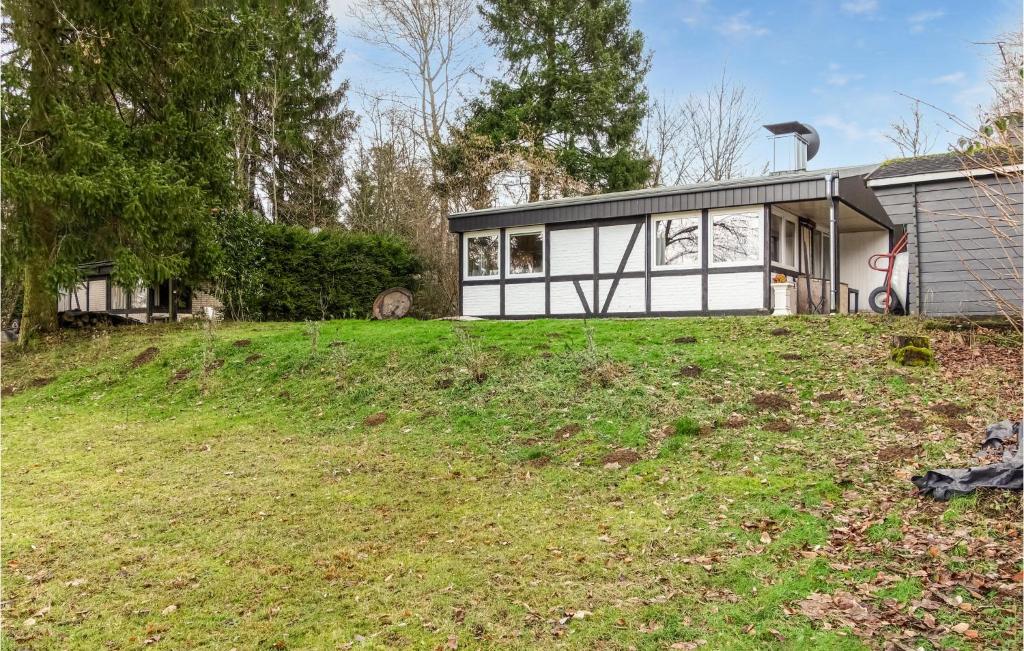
[763,121,815,136]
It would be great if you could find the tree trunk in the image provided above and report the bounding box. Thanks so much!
[18,252,57,346]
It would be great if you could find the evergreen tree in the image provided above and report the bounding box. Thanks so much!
[235,0,356,229]
[1,1,260,343]
[467,0,652,200]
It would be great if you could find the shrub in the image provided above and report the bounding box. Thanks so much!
[256,225,421,321]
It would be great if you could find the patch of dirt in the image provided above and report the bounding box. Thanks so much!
[770,327,791,337]
[673,336,697,344]
[279,390,291,400]
[434,377,454,389]
[764,418,792,433]
[897,418,923,433]
[946,418,975,433]
[601,449,641,467]
[751,392,790,412]
[29,377,54,388]
[328,340,345,348]
[539,351,553,359]
[245,353,263,364]
[722,414,747,429]
[877,444,922,462]
[232,339,251,348]
[205,358,225,372]
[780,352,803,361]
[527,455,551,468]
[1,385,15,397]
[170,369,191,383]
[364,412,388,427]
[131,347,160,368]
[676,365,703,378]
[708,396,725,404]
[555,423,581,440]
[582,361,629,388]
[929,402,968,418]
[815,390,843,402]
[471,370,488,384]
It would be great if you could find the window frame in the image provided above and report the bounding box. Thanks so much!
[708,206,764,268]
[462,229,501,280]
[650,211,702,270]
[770,208,799,271]
[505,225,545,278]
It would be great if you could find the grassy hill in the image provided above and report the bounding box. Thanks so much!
[2,316,1021,649]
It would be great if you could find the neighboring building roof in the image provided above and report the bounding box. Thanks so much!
[448,164,890,232]
[867,148,1020,183]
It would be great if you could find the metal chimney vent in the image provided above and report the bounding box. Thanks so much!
[763,121,819,173]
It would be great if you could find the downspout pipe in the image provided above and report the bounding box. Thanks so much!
[825,173,838,312]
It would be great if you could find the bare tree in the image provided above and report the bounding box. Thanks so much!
[683,71,759,182]
[897,33,1022,329]
[885,99,936,157]
[349,0,478,180]
[641,94,692,187]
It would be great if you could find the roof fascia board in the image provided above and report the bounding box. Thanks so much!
[867,164,1023,187]
[448,177,830,233]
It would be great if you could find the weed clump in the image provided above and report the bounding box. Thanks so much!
[673,417,701,437]
[676,365,702,378]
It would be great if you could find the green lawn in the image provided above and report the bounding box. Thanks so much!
[1,316,1020,649]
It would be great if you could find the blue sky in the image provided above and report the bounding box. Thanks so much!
[332,0,1021,171]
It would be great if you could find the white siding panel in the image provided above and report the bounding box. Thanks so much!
[88,279,107,311]
[550,228,594,276]
[598,277,646,313]
[463,284,500,316]
[708,272,763,310]
[505,282,545,316]
[72,284,87,311]
[839,231,889,311]
[650,275,702,312]
[550,281,590,314]
[598,223,645,273]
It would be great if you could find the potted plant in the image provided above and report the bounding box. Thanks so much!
[771,273,796,316]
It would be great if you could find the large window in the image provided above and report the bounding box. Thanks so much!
[652,213,700,268]
[711,208,762,266]
[770,210,798,269]
[465,232,499,278]
[507,227,544,276]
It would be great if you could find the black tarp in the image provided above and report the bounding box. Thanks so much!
[911,421,1022,501]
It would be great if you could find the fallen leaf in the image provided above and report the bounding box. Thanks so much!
[161,604,178,616]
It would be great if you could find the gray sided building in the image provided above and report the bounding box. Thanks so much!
[866,153,1023,317]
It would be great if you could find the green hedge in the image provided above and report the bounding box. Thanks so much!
[215,215,422,321]
[255,225,421,321]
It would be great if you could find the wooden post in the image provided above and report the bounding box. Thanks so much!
[168,279,177,321]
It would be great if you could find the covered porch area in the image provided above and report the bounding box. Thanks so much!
[767,178,893,314]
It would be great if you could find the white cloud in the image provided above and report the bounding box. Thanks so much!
[676,0,710,26]
[930,71,966,85]
[825,63,864,87]
[840,0,878,15]
[327,0,361,28]
[717,11,769,37]
[816,114,885,144]
[908,9,944,33]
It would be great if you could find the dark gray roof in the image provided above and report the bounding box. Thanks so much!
[868,149,1018,181]
[448,164,890,232]
[867,152,966,180]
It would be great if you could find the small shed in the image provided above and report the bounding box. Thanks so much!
[447,166,892,319]
[866,153,1023,316]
